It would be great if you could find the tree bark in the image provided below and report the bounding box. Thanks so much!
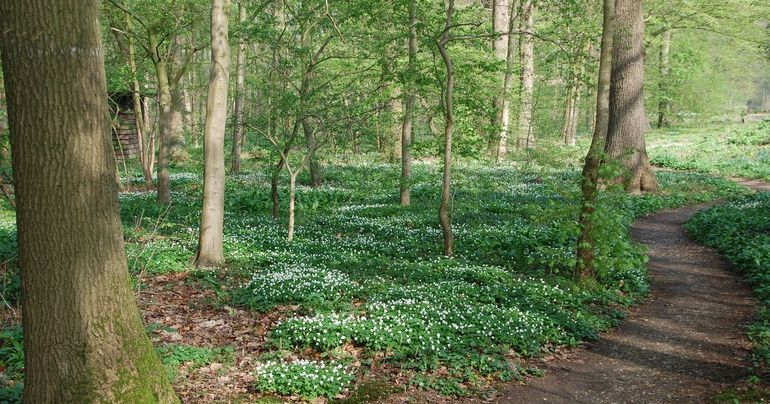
[438,0,456,257]
[303,120,321,188]
[400,0,418,206]
[150,30,174,204]
[498,0,518,159]
[231,0,247,173]
[491,0,510,157]
[0,0,178,401]
[562,55,585,146]
[605,0,659,194]
[657,29,671,128]
[196,0,231,268]
[575,0,615,279]
[517,0,536,149]
[168,35,190,162]
[124,14,154,189]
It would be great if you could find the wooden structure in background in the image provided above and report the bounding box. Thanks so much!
[108,92,140,160]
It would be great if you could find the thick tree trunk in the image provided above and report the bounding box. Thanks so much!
[517,0,536,149]
[0,1,178,401]
[657,29,671,128]
[576,0,615,279]
[605,0,659,194]
[231,0,247,174]
[438,0,456,257]
[150,31,173,204]
[498,0,518,160]
[196,0,231,268]
[400,0,418,206]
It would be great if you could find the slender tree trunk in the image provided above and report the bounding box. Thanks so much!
[498,0,518,160]
[271,121,300,219]
[125,15,153,188]
[232,0,247,173]
[438,0,456,257]
[196,0,230,267]
[168,36,189,162]
[150,31,173,204]
[492,0,510,158]
[605,0,659,194]
[287,173,297,241]
[400,0,418,206]
[303,120,321,188]
[0,1,178,401]
[575,0,615,279]
[517,0,536,149]
[657,29,671,128]
[562,59,585,146]
[143,97,157,179]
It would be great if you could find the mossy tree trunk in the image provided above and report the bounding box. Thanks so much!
[196,0,231,268]
[0,0,178,401]
[575,0,615,279]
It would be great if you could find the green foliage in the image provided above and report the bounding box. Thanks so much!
[0,327,23,403]
[686,193,770,377]
[728,120,770,146]
[253,359,354,399]
[648,124,770,181]
[155,343,234,381]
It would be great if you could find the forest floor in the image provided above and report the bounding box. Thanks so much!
[495,179,770,403]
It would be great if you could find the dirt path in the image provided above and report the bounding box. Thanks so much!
[499,181,769,403]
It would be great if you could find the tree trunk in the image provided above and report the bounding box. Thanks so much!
[150,31,173,204]
[124,14,154,189]
[168,36,189,162]
[576,0,615,279]
[196,0,231,268]
[303,120,321,188]
[288,173,297,242]
[400,0,418,206]
[562,59,585,146]
[492,0,510,158]
[438,0,456,257]
[657,29,671,128]
[517,0,536,150]
[231,0,247,173]
[0,1,178,401]
[605,0,659,194]
[498,0,518,160]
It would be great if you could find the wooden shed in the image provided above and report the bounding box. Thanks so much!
[108,92,141,160]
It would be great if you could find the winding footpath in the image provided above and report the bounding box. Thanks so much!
[500,180,770,403]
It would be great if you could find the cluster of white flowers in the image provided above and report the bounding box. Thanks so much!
[253,359,353,397]
[245,262,358,306]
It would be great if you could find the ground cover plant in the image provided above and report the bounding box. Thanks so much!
[0,162,750,401]
[686,192,770,378]
[648,121,770,181]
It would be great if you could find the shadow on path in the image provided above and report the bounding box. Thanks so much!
[498,180,768,403]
